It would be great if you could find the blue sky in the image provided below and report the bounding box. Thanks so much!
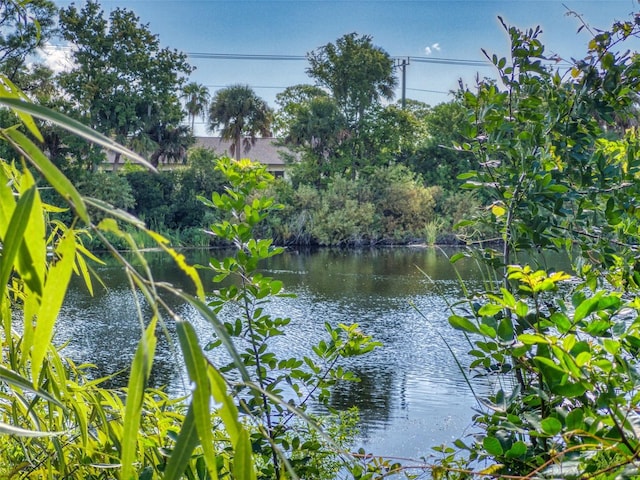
[48,1,639,131]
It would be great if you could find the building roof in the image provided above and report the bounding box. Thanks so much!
[195,137,286,167]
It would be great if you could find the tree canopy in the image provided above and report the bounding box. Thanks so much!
[207,84,273,160]
[58,0,193,168]
[182,82,210,132]
[307,32,397,126]
[0,0,57,80]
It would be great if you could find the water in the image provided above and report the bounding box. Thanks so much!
[57,247,492,460]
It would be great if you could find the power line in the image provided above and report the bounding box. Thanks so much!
[188,52,306,61]
[186,51,492,67]
[203,84,290,89]
[407,87,450,95]
[44,45,568,69]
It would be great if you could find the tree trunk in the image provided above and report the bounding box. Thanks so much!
[235,131,241,160]
[112,151,121,172]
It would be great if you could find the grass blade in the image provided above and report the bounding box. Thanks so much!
[0,365,62,407]
[121,317,158,480]
[0,421,62,437]
[2,128,89,223]
[163,404,199,480]
[176,320,219,480]
[234,429,257,480]
[0,185,36,299]
[31,232,76,384]
[0,75,43,141]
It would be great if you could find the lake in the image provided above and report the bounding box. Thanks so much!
[57,247,495,461]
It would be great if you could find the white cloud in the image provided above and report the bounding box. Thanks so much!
[424,43,441,56]
[37,43,76,73]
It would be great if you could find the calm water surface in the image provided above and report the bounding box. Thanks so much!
[58,247,497,460]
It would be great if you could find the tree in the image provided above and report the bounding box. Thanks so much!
[287,95,348,179]
[306,33,397,126]
[207,84,272,160]
[182,81,210,132]
[137,123,194,167]
[300,33,398,177]
[0,0,57,80]
[358,104,424,168]
[273,83,329,136]
[58,0,193,170]
[408,99,473,190]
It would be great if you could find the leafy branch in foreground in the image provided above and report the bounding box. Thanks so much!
[200,157,381,479]
[428,11,640,480]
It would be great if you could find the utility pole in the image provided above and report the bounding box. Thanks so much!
[394,57,410,109]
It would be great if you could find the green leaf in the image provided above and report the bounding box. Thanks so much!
[31,232,76,384]
[208,366,240,445]
[515,301,529,318]
[497,318,514,341]
[0,185,36,300]
[450,252,468,263]
[534,356,565,374]
[500,288,515,307]
[0,421,62,437]
[483,436,504,456]
[234,429,257,480]
[478,303,503,316]
[575,351,591,367]
[552,382,587,398]
[163,405,200,480]
[0,365,62,407]
[540,417,562,435]
[121,317,157,480]
[566,408,584,431]
[0,75,43,141]
[551,312,571,334]
[603,338,620,355]
[519,333,548,345]
[14,169,46,295]
[177,321,218,480]
[505,441,527,458]
[574,292,603,323]
[449,315,479,334]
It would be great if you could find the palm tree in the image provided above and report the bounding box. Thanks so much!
[149,124,194,167]
[133,123,194,167]
[182,82,210,132]
[207,84,272,160]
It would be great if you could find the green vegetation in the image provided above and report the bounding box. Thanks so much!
[422,14,640,480]
[3,0,482,247]
[207,85,273,161]
[0,86,376,478]
[57,1,193,170]
[200,157,380,479]
[6,0,640,478]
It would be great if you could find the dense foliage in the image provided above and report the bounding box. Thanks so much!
[0,4,381,479]
[425,13,640,480]
[9,0,640,478]
[58,0,193,169]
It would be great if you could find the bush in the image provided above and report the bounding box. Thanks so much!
[310,175,377,245]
